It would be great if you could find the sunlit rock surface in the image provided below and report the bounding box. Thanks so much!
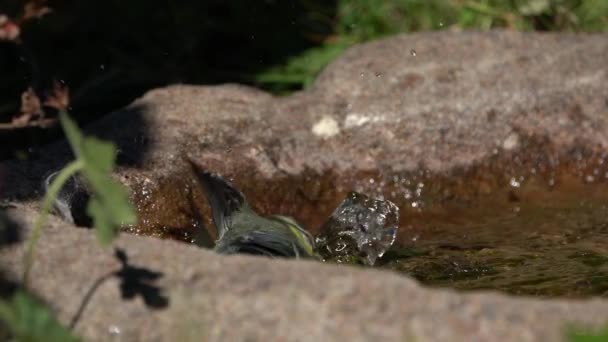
[3,206,608,341]
[1,31,608,340]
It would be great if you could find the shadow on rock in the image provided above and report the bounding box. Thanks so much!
[0,272,18,300]
[114,248,169,309]
[89,103,153,169]
[0,208,21,247]
[0,208,19,342]
[70,248,169,330]
[0,103,152,205]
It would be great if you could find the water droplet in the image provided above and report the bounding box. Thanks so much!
[410,49,417,57]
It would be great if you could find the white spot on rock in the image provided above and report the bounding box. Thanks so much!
[344,113,387,128]
[312,116,340,138]
[344,114,370,128]
[245,146,278,178]
[502,132,519,150]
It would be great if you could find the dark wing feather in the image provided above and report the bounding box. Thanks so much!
[189,160,246,238]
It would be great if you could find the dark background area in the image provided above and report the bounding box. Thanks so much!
[0,0,606,160]
[0,0,336,159]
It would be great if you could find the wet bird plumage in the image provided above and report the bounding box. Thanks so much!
[190,160,317,259]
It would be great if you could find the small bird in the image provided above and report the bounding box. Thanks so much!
[44,170,92,227]
[190,161,317,259]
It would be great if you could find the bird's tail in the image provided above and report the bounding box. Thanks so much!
[189,160,246,239]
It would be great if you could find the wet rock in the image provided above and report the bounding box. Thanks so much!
[1,31,607,235]
[1,31,608,340]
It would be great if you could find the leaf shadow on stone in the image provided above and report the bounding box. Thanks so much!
[113,248,169,309]
[0,209,20,340]
[69,248,169,330]
[0,208,21,248]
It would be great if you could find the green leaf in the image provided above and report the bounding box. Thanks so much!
[81,136,116,173]
[85,171,137,246]
[58,111,85,159]
[0,291,80,342]
[58,110,137,247]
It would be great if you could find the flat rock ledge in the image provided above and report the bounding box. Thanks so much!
[2,206,608,342]
[1,30,608,341]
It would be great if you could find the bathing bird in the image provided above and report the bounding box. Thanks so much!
[189,160,317,259]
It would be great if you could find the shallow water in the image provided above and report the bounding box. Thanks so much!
[128,144,608,298]
[379,177,608,298]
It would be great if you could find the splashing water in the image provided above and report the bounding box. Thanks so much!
[315,192,399,265]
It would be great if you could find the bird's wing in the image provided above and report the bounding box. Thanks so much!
[189,160,247,239]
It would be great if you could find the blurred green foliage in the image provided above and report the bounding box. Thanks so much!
[58,110,136,245]
[257,0,608,93]
[567,326,608,342]
[0,291,80,342]
[23,109,136,285]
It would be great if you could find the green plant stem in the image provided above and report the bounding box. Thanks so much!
[22,160,85,286]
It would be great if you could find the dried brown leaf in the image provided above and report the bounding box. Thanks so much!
[23,1,52,20]
[44,81,70,111]
[11,113,32,127]
[20,88,43,117]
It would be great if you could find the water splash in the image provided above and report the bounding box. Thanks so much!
[315,192,399,265]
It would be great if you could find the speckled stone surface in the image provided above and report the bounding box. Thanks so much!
[2,31,607,199]
[1,31,608,341]
[2,206,608,342]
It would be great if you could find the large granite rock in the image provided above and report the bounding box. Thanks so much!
[2,206,608,342]
[1,31,608,340]
[2,30,608,236]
